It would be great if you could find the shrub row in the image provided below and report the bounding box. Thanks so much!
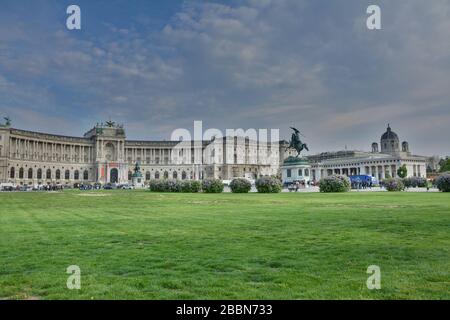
[147,173,450,193]
[319,175,351,193]
[148,177,284,193]
[149,180,201,193]
[403,176,427,188]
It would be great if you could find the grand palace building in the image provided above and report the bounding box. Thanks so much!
[0,120,429,186]
[0,121,289,186]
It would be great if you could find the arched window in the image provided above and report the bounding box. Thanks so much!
[19,167,24,179]
[182,171,187,180]
[28,168,33,179]
[155,171,160,180]
[37,168,42,179]
[173,171,178,179]
[55,169,61,180]
[10,167,15,179]
[65,170,70,180]
[128,171,132,181]
[304,169,309,177]
[164,171,169,179]
[46,169,52,180]
[74,170,79,180]
[145,171,151,180]
[83,170,89,181]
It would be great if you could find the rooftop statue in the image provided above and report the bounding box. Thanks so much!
[106,120,116,127]
[287,127,309,157]
[3,116,11,127]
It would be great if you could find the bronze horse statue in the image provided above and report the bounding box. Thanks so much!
[287,127,309,157]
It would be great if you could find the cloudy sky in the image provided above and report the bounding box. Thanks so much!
[0,0,449,155]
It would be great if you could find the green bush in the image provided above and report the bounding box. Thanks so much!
[319,175,351,193]
[202,179,224,193]
[383,178,405,191]
[436,173,450,192]
[148,180,179,192]
[403,177,427,188]
[397,165,408,178]
[402,178,411,188]
[150,180,202,193]
[439,159,450,173]
[181,180,201,193]
[255,176,282,193]
[229,178,252,193]
[148,180,163,192]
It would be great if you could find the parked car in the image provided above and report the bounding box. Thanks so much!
[103,183,116,190]
[0,183,15,191]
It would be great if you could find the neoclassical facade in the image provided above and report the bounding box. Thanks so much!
[0,122,288,186]
[0,122,429,186]
[307,125,428,182]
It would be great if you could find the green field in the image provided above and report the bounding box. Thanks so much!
[0,190,449,300]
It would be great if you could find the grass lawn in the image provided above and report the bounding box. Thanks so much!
[0,190,449,300]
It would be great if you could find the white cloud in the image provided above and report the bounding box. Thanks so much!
[0,0,449,155]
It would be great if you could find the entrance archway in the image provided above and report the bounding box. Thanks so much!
[110,168,118,183]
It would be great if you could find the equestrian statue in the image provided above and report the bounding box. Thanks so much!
[287,127,309,157]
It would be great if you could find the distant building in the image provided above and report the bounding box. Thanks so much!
[307,125,428,181]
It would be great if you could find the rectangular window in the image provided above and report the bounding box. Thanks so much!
[287,169,291,178]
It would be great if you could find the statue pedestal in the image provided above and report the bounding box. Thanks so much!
[131,175,144,189]
[281,157,312,187]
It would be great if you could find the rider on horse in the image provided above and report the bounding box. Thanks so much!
[288,127,309,157]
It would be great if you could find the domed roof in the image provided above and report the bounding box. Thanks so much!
[381,124,399,141]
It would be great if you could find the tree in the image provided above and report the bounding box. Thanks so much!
[439,158,450,173]
[397,165,408,178]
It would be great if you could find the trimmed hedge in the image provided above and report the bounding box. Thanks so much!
[319,175,351,193]
[202,179,224,193]
[229,178,252,193]
[149,180,201,193]
[181,180,202,193]
[403,176,427,188]
[436,173,450,192]
[149,179,181,192]
[255,176,282,193]
[383,178,405,191]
